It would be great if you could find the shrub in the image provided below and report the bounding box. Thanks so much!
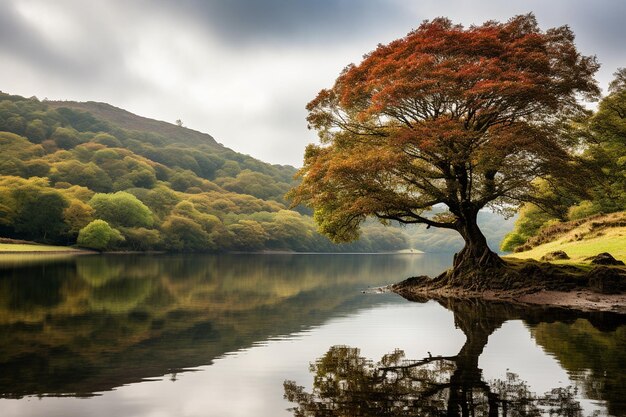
[567,200,600,221]
[77,220,124,250]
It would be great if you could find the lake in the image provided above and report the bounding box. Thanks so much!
[0,253,624,416]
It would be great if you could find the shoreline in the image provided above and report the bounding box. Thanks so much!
[0,249,95,254]
[390,284,626,314]
[0,249,427,255]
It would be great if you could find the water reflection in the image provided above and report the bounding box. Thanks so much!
[0,254,624,417]
[531,317,626,415]
[284,299,626,417]
[0,253,444,398]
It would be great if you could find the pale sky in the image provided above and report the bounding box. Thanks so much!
[1,0,624,166]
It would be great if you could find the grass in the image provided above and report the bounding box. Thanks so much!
[0,243,82,253]
[507,225,626,264]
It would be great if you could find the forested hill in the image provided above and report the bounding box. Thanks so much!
[0,91,513,252]
[44,98,298,188]
[0,91,418,252]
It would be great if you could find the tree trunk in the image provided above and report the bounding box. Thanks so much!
[449,208,503,280]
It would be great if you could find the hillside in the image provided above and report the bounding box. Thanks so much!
[0,92,411,252]
[507,212,626,263]
[46,100,221,148]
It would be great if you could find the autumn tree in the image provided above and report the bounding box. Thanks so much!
[63,199,95,237]
[161,215,213,252]
[290,14,599,276]
[50,127,81,150]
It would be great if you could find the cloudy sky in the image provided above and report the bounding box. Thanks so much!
[2,0,625,167]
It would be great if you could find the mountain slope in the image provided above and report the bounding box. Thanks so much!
[47,100,220,148]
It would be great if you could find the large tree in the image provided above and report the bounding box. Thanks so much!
[290,14,599,275]
[89,191,154,228]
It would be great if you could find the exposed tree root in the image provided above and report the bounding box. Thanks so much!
[392,256,626,299]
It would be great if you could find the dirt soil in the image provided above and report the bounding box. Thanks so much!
[389,260,626,314]
[514,289,626,313]
[390,284,626,314]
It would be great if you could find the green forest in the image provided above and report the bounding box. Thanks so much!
[0,92,469,252]
[501,69,626,252]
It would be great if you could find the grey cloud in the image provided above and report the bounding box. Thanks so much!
[518,0,626,90]
[149,0,408,45]
[0,1,135,86]
[0,3,71,73]
[2,0,625,166]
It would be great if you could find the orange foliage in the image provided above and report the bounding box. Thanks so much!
[292,14,599,245]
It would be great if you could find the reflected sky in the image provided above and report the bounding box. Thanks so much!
[481,320,570,394]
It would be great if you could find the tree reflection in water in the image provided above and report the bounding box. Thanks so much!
[284,300,584,417]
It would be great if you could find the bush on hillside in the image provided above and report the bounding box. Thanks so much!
[77,220,124,251]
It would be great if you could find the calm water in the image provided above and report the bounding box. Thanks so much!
[0,253,624,416]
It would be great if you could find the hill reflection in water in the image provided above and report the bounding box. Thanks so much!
[0,253,446,397]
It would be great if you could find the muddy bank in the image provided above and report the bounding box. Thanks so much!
[390,259,626,314]
[391,284,626,314]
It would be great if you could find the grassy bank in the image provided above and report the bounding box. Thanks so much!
[0,243,84,253]
[506,212,626,264]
